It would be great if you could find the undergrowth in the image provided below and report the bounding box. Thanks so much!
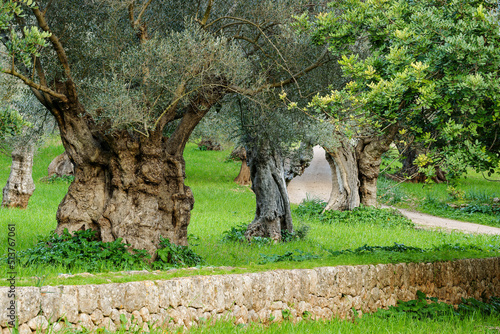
[295,200,415,228]
[375,290,500,320]
[8,229,204,273]
[221,224,309,244]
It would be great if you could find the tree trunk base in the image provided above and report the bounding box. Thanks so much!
[244,143,293,241]
[2,146,36,209]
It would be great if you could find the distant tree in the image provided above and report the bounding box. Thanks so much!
[1,73,55,209]
[0,0,330,255]
[292,0,500,208]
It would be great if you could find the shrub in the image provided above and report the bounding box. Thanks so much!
[16,229,149,272]
[153,237,204,269]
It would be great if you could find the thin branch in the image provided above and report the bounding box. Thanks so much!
[134,0,153,27]
[2,68,68,103]
[229,47,330,96]
[32,8,72,81]
[201,0,213,26]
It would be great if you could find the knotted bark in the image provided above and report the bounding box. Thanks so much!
[356,125,399,206]
[323,142,360,211]
[245,142,293,241]
[2,144,36,209]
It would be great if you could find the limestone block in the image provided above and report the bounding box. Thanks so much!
[51,322,64,333]
[97,284,126,316]
[157,279,181,308]
[139,307,150,322]
[99,317,116,332]
[90,309,103,324]
[18,324,31,334]
[2,327,13,334]
[271,310,282,323]
[77,313,94,331]
[123,281,159,313]
[41,285,78,323]
[132,311,143,325]
[27,316,48,331]
[9,287,41,325]
[78,285,99,314]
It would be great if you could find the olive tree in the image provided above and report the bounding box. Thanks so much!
[0,0,330,255]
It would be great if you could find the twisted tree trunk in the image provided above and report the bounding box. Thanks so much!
[50,85,213,257]
[356,125,399,206]
[2,144,36,209]
[245,142,293,241]
[323,142,360,211]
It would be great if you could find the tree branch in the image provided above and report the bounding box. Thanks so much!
[2,68,68,103]
[32,7,72,82]
[230,47,330,96]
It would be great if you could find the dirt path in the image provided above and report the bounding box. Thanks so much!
[287,147,500,235]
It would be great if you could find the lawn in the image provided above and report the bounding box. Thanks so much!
[377,171,500,228]
[0,139,499,287]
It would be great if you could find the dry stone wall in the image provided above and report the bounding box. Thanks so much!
[1,257,499,333]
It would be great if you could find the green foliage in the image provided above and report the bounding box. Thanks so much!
[375,290,500,320]
[221,223,309,245]
[221,224,248,243]
[15,229,150,272]
[259,249,320,264]
[43,174,75,184]
[295,199,415,228]
[327,243,426,256]
[297,0,500,178]
[0,106,31,141]
[447,186,466,201]
[153,236,204,269]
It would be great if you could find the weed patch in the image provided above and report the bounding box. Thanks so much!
[153,237,204,269]
[259,250,320,264]
[375,290,500,320]
[14,229,150,272]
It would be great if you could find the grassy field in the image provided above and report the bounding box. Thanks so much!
[378,171,500,228]
[0,140,499,287]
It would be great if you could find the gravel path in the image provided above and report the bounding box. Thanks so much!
[287,147,500,235]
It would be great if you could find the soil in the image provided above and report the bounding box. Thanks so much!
[287,147,500,235]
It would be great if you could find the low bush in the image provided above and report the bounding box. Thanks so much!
[153,237,204,269]
[375,290,500,320]
[15,229,149,272]
[295,200,415,229]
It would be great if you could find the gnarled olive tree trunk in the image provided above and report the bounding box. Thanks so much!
[323,142,360,211]
[2,144,36,209]
[245,142,293,241]
[356,125,399,206]
[244,142,313,240]
[323,126,398,210]
[51,90,211,256]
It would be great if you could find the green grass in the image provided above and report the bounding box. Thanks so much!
[1,139,499,287]
[43,313,500,334]
[184,314,500,334]
[378,171,500,228]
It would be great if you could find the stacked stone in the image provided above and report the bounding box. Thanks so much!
[1,258,499,333]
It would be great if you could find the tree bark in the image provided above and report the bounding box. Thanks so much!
[284,143,314,186]
[323,142,360,211]
[245,142,293,241]
[232,147,251,186]
[356,125,399,207]
[2,144,36,209]
[49,86,212,257]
